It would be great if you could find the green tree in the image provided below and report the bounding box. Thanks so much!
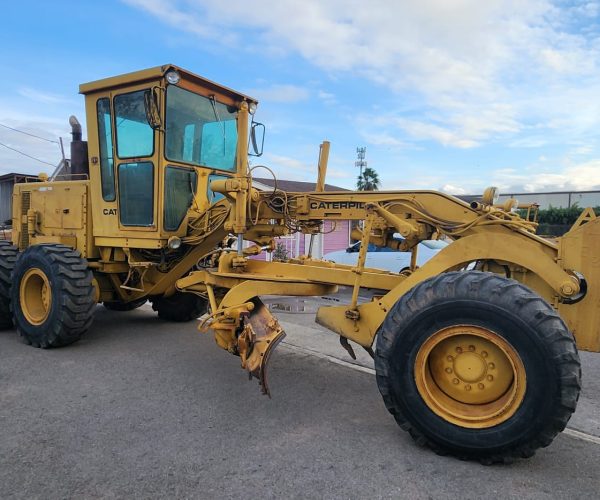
[357,167,381,191]
[272,242,289,262]
[518,204,600,236]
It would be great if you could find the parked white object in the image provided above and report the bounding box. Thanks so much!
[323,238,447,273]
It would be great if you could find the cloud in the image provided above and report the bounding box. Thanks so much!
[247,84,309,103]
[492,160,600,192]
[261,152,315,181]
[440,184,468,195]
[124,0,600,150]
[317,90,337,106]
[395,119,479,149]
[509,136,549,148]
[17,88,70,105]
[122,0,230,42]
[360,131,409,149]
[568,143,596,156]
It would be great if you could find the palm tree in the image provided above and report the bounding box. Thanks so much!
[357,167,380,191]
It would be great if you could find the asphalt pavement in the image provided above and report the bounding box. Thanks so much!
[1,301,599,499]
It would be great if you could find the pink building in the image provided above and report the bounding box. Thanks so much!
[252,178,351,260]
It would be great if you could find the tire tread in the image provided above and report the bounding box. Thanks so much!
[0,241,18,329]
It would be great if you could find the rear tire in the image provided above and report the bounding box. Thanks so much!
[375,271,581,463]
[11,244,96,348]
[151,292,207,322]
[0,241,18,329]
[103,298,146,311]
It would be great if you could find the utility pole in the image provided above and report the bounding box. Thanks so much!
[355,147,366,179]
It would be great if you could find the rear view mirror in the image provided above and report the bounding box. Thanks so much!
[144,87,162,130]
[249,121,265,157]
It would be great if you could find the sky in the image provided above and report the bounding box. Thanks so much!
[0,0,599,195]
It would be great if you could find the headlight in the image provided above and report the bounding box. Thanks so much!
[482,186,499,206]
[165,70,180,85]
[167,236,182,249]
[503,198,519,212]
[248,101,257,114]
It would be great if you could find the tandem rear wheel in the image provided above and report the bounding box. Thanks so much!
[151,291,208,322]
[375,271,581,463]
[0,241,18,329]
[10,244,96,348]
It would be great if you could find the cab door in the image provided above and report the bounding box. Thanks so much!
[87,85,161,246]
[112,89,157,231]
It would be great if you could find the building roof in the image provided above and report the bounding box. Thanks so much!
[0,172,38,183]
[253,177,348,192]
[457,189,600,204]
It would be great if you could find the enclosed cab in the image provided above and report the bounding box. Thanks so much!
[12,65,258,256]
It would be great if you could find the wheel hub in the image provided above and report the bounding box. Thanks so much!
[414,325,526,428]
[453,351,487,382]
[20,268,52,325]
[429,334,514,405]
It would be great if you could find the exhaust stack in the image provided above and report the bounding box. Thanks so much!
[69,115,89,178]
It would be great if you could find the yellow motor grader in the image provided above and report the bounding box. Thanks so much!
[1,65,598,463]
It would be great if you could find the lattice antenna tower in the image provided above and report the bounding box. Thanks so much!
[355,147,367,178]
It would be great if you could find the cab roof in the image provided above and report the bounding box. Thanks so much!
[79,64,258,104]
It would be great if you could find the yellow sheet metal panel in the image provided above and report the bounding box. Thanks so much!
[11,181,93,258]
[31,183,86,230]
[559,217,600,352]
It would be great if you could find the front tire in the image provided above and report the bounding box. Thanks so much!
[0,241,18,329]
[375,271,581,463]
[11,244,96,348]
[151,292,207,322]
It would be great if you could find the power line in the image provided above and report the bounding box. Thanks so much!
[0,141,57,167]
[0,122,59,144]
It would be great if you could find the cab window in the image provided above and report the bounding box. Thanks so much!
[165,85,238,171]
[164,166,197,231]
[114,90,154,158]
[118,162,154,226]
[96,98,116,201]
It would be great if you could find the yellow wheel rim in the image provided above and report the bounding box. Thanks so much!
[414,325,526,428]
[20,268,52,325]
